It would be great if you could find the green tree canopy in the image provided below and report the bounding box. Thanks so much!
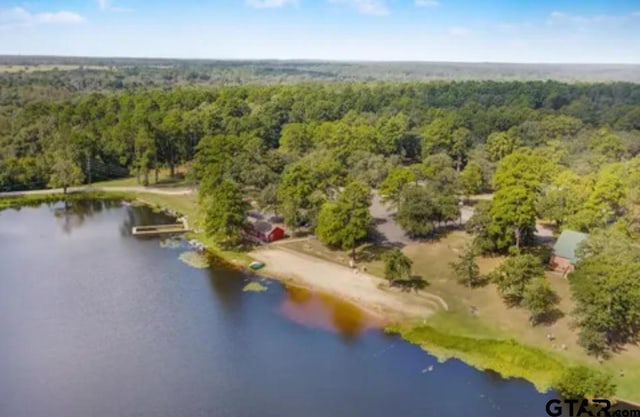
[315,181,372,258]
[203,180,250,249]
[383,248,413,283]
[396,185,438,238]
[490,253,544,305]
[523,277,557,325]
[379,166,417,208]
[569,230,640,356]
[460,161,484,196]
[450,244,481,288]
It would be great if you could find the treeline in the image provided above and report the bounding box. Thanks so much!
[2,81,640,192]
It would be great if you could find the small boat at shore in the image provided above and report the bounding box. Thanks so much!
[249,261,265,270]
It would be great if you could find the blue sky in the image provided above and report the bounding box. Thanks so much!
[1,0,639,63]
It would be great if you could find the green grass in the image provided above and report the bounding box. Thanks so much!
[92,167,190,188]
[388,324,568,392]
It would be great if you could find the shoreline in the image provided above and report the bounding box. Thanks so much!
[3,189,639,405]
[249,246,448,322]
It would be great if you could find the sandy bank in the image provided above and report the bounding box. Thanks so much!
[250,246,447,321]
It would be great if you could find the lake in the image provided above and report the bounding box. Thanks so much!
[0,201,557,417]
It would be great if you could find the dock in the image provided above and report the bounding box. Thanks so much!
[132,222,190,236]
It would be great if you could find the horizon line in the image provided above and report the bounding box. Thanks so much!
[1,54,640,66]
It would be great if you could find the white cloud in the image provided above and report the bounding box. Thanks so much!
[0,7,84,28]
[449,26,472,36]
[328,0,389,16]
[415,0,440,7]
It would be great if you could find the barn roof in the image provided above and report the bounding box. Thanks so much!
[252,220,278,234]
[553,230,588,265]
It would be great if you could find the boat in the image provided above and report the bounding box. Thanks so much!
[249,261,265,270]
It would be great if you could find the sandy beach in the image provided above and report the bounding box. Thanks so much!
[250,246,448,321]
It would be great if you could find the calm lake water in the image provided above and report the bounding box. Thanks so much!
[0,201,558,417]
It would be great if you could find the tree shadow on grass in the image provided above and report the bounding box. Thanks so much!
[391,276,429,292]
[535,308,565,326]
[467,275,491,288]
[410,226,459,244]
[357,244,391,263]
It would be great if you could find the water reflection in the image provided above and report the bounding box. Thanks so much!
[52,199,121,234]
[119,203,177,236]
[279,285,381,339]
[204,266,246,318]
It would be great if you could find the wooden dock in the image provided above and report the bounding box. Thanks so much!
[132,223,190,236]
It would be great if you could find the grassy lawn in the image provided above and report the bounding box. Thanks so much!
[92,167,191,188]
[389,324,567,392]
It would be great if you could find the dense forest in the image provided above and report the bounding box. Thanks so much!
[2,79,640,191]
[2,56,640,100]
[2,61,640,365]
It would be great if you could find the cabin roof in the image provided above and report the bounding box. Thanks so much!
[251,220,281,234]
[553,230,588,264]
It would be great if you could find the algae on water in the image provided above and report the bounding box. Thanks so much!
[243,282,268,292]
[160,238,182,249]
[179,251,210,269]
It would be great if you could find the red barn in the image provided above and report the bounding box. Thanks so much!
[245,212,286,243]
[249,221,285,243]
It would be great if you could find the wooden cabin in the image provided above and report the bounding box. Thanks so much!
[549,230,588,276]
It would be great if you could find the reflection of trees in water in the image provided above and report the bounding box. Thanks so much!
[120,208,137,236]
[205,267,246,319]
[281,286,372,339]
[324,294,366,342]
[119,205,177,236]
[54,199,113,235]
[285,285,314,306]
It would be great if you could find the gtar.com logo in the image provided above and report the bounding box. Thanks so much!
[546,399,640,417]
